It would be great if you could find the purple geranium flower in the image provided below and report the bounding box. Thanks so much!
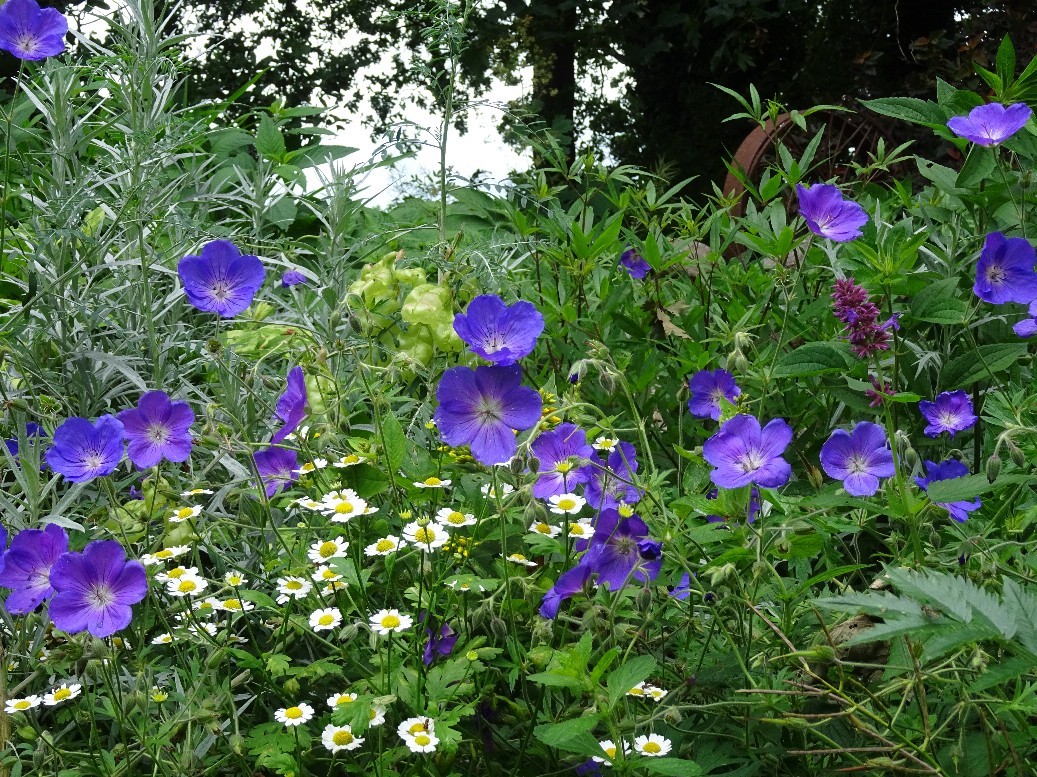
[45,415,125,483]
[582,442,641,510]
[0,522,6,575]
[271,366,307,444]
[915,459,981,523]
[280,269,308,287]
[254,447,298,497]
[669,572,692,601]
[703,414,792,489]
[918,390,977,438]
[0,0,67,60]
[819,421,895,497]
[796,183,869,242]
[620,246,651,279]
[1013,299,1037,337]
[48,540,147,638]
[0,523,68,613]
[687,368,741,420]
[117,391,194,469]
[530,423,595,498]
[177,240,265,318]
[453,295,544,366]
[539,561,592,619]
[973,232,1037,305]
[947,102,1032,147]
[582,509,661,590]
[422,621,459,666]
[433,365,542,466]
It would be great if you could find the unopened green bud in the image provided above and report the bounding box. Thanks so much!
[510,456,525,476]
[636,584,653,610]
[985,453,1001,483]
[1008,441,1027,468]
[489,617,508,641]
[903,446,918,471]
[527,457,541,475]
[806,465,824,490]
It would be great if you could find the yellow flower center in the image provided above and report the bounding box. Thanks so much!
[643,742,662,754]
[414,734,431,746]
[155,550,173,559]
[224,599,242,610]
[13,700,30,710]
[511,554,527,561]
[152,691,168,702]
[369,708,379,719]
[376,539,394,552]
[228,575,243,585]
[176,508,194,520]
[534,523,552,534]
[178,580,197,593]
[321,570,337,580]
[447,511,465,524]
[332,730,354,745]
[299,463,315,473]
[335,502,355,514]
[629,687,644,695]
[318,614,334,626]
[570,524,586,535]
[408,721,429,734]
[414,527,435,544]
[557,498,576,510]
[286,581,302,590]
[424,477,442,486]
[381,615,401,629]
[53,688,71,701]
[167,567,187,578]
[318,541,337,557]
[556,462,572,473]
[604,746,616,758]
[342,455,359,464]
[284,706,303,719]
[618,504,635,517]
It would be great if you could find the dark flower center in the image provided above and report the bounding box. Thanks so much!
[612,535,637,556]
[738,449,765,474]
[15,34,38,55]
[476,396,503,422]
[846,453,871,474]
[210,280,232,301]
[986,265,1006,284]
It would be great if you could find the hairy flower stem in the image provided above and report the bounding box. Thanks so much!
[0,62,24,279]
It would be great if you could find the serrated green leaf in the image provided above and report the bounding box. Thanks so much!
[526,671,586,690]
[606,654,657,707]
[533,716,603,758]
[941,343,1028,388]
[1002,578,1037,657]
[862,97,943,127]
[772,341,854,378]
[640,757,704,776]
[256,115,286,161]
[911,277,967,324]
[923,473,991,504]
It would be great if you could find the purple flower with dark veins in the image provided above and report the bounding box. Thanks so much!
[452,295,544,365]
[619,246,651,279]
[117,391,194,469]
[915,459,981,523]
[918,390,977,438]
[582,510,661,590]
[973,232,1037,305]
[48,540,147,638]
[947,102,1032,147]
[819,421,895,496]
[177,240,265,318]
[539,560,592,619]
[582,442,641,510]
[796,183,869,242]
[703,414,792,489]
[0,523,68,613]
[280,269,308,287]
[0,0,67,61]
[530,423,594,498]
[45,415,125,483]
[687,368,741,420]
[271,366,307,444]
[254,447,298,497]
[433,365,542,465]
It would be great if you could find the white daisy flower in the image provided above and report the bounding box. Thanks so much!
[307,536,349,564]
[274,702,314,727]
[224,571,247,586]
[188,622,218,638]
[480,482,514,498]
[548,493,586,514]
[633,733,672,757]
[140,545,191,565]
[319,489,368,522]
[322,723,364,752]
[294,458,328,475]
[592,739,630,765]
[364,535,403,556]
[627,681,650,698]
[181,488,214,497]
[311,565,343,583]
[309,607,342,632]
[369,705,387,726]
[402,521,449,550]
[402,731,440,753]
[529,521,562,538]
[436,507,477,527]
[294,497,324,511]
[4,696,42,713]
[327,692,357,709]
[414,476,451,488]
[169,505,202,523]
[166,574,208,598]
[154,565,198,583]
[275,576,313,602]
[368,608,413,635]
[617,503,636,518]
[645,686,668,701]
[285,424,313,441]
[397,717,436,739]
[593,436,620,451]
[504,553,537,567]
[194,597,220,614]
[331,453,367,468]
[322,581,347,595]
[151,633,174,645]
[43,683,82,706]
[218,597,254,612]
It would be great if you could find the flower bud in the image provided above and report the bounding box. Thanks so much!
[903,446,918,471]
[1008,440,1027,468]
[527,456,541,475]
[985,453,1001,483]
[509,456,525,476]
[806,466,824,490]
[636,584,653,611]
[489,616,508,642]
[229,734,245,756]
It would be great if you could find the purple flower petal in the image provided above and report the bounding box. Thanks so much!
[796,183,869,242]
[973,232,1037,305]
[178,240,265,318]
[453,295,544,365]
[918,390,977,438]
[271,366,307,444]
[0,0,67,60]
[948,102,1032,147]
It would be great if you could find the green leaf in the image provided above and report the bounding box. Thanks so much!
[941,343,1028,388]
[256,115,287,162]
[996,36,1017,91]
[380,412,406,473]
[956,145,996,188]
[533,716,603,758]
[923,473,991,504]
[861,97,943,127]
[640,758,703,776]
[526,671,586,690]
[910,277,966,324]
[772,341,854,378]
[606,655,657,707]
